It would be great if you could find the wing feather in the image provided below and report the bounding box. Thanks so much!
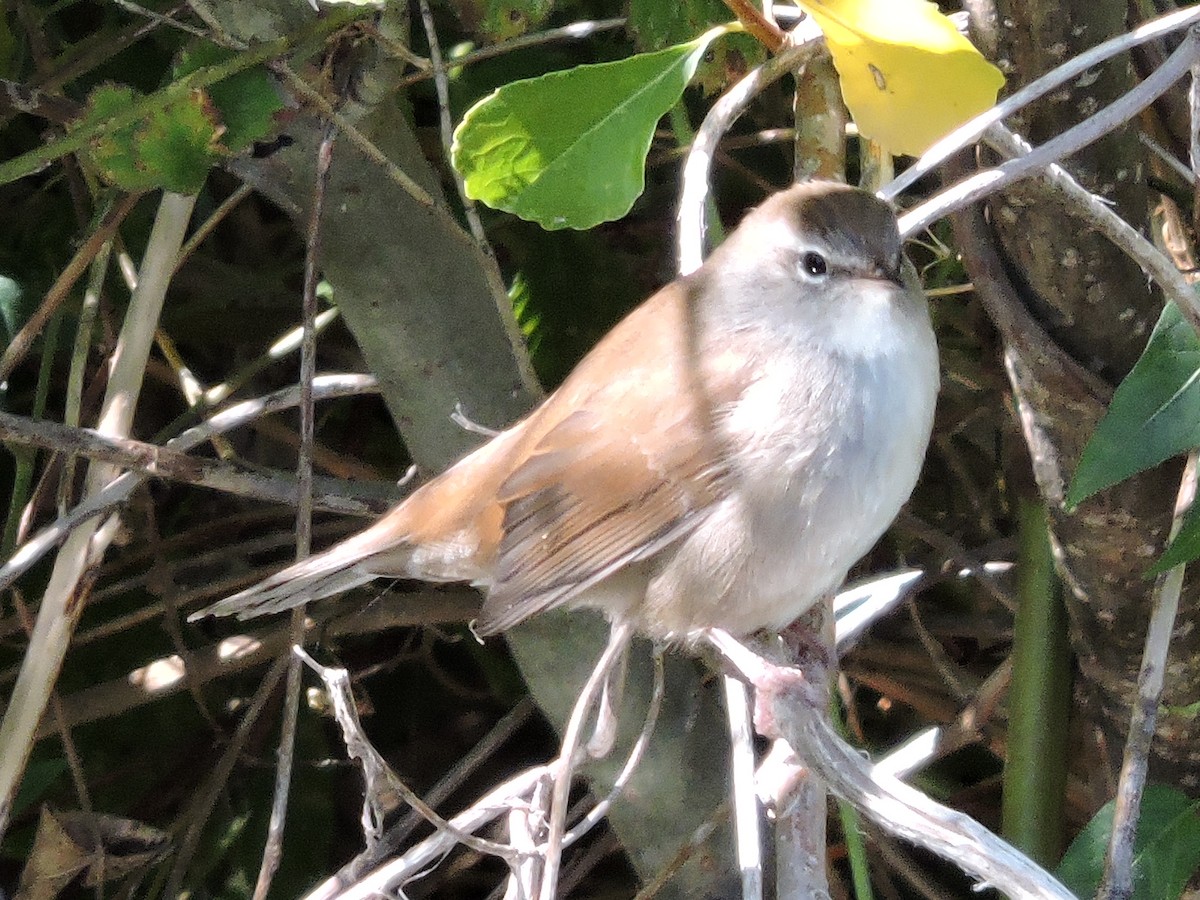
[474,283,750,634]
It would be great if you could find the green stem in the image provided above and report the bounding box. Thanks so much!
[1002,501,1073,864]
[838,797,875,900]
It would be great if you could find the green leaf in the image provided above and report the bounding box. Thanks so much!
[1057,784,1200,900]
[136,89,223,193]
[175,44,285,154]
[82,83,220,193]
[452,27,726,230]
[1068,302,1200,507]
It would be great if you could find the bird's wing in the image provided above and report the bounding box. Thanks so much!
[474,282,749,634]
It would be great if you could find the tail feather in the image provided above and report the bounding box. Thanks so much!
[190,524,413,621]
[191,563,376,621]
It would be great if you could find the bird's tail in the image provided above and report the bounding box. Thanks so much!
[188,521,412,621]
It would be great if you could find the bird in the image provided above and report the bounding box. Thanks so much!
[191,181,939,642]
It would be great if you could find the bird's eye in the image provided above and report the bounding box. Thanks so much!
[801,251,828,277]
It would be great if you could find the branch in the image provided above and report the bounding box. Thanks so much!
[0,374,380,595]
[0,411,398,517]
[706,631,1079,900]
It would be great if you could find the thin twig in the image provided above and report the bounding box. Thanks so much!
[0,374,379,595]
[677,29,823,274]
[0,411,396,516]
[417,0,492,250]
[706,630,1078,900]
[108,0,211,39]
[721,0,785,52]
[0,10,363,187]
[0,191,196,843]
[163,655,290,898]
[558,649,664,846]
[251,116,335,900]
[32,586,479,739]
[308,766,551,900]
[979,123,1200,335]
[295,648,521,860]
[724,676,763,900]
[898,29,1200,235]
[313,698,535,895]
[305,643,662,900]
[174,182,255,273]
[276,64,543,398]
[0,193,142,384]
[1099,454,1198,899]
[394,18,625,88]
[538,621,634,900]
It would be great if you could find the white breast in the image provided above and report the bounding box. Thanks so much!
[640,277,939,639]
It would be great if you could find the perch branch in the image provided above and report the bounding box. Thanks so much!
[706,630,1078,900]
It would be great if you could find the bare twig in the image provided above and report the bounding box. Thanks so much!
[898,29,1200,235]
[163,655,289,898]
[884,3,1200,199]
[418,0,491,250]
[677,28,823,274]
[394,18,625,88]
[559,649,664,846]
[0,193,142,385]
[34,587,480,738]
[251,115,335,899]
[724,677,762,900]
[309,766,550,900]
[277,64,543,399]
[539,621,634,900]
[0,190,196,843]
[706,630,1078,900]
[174,182,255,273]
[0,374,380,595]
[1099,454,1198,899]
[295,648,520,860]
[304,641,663,900]
[721,0,785,52]
[978,123,1200,338]
[0,411,397,516]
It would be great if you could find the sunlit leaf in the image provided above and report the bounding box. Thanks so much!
[800,0,1004,155]
[452,28,724,229]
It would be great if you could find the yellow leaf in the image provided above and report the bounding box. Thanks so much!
[800,0,1004,156]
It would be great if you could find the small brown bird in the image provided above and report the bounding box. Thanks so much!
[192,181,939,641]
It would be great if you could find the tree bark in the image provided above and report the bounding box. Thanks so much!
[959,0,1200,792]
